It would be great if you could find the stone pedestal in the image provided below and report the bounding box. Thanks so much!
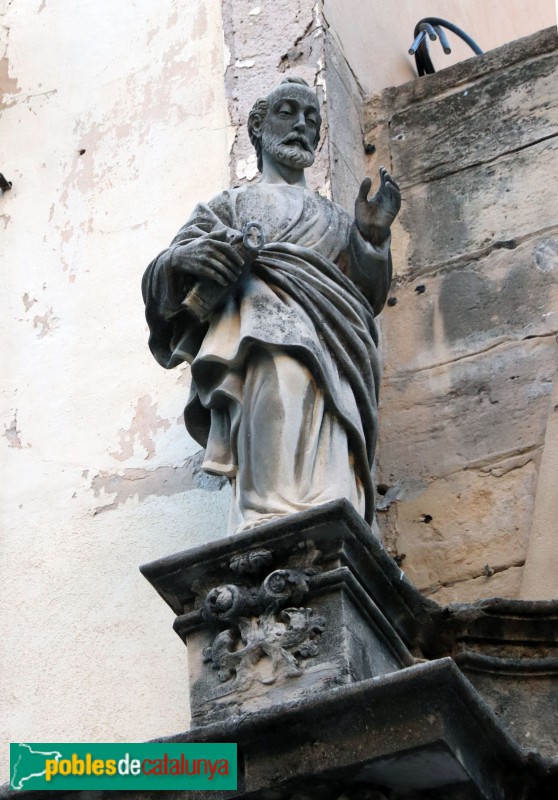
[140,500,440,727]
[138,500,558,800]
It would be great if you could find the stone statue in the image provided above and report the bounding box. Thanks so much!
[142,77,400,533]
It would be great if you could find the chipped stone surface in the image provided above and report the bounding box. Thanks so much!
[90,451,227,515]
[379,337,554,486]
[397,136,558,276]
[3,412,27,449]
[381,237,558,376]
[109,394,170,462]
[0,46,21,109]
[388,49,558,187]
[32,307,59,338]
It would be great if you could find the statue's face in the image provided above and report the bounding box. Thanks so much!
[261,85,321,170]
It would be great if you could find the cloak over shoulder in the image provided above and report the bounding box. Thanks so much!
[142,183,392,525]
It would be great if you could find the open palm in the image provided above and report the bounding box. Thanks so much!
[355,167,401,246]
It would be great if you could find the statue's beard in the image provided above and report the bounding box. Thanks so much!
[262,130,315,169]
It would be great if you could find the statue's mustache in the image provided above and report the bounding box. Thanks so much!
[281,133,313,152]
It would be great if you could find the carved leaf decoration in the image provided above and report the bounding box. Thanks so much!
[201,563,326,685]
[288,538,323,569]
[260,569,310,608]
[237,615,263,646]
[230,549,273,575]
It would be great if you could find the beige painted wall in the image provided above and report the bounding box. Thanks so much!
[0,0,231,781]
[324,0,557,94]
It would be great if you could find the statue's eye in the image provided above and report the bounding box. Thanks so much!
[306,115,318,127]
[277,103,294,116]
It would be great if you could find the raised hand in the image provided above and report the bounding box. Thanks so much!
[355,167,401,246]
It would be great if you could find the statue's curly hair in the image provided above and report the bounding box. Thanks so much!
[247,77,321,172]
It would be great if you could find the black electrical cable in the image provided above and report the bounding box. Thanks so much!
[409,17,483,76]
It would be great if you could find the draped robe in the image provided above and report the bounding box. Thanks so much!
[142,183,392,532]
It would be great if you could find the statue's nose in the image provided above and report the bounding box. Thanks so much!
[293,113,306,132]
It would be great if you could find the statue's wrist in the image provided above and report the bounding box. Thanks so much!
[356,222,391,248]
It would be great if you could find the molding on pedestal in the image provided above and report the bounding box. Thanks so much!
[140,499,441,651]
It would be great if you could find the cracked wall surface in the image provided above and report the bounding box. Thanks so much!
[0,0,232,782]
[361,27,558,604]
[222,0,331,196]
[219,0,372,213]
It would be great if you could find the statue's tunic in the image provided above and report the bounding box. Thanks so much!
[142,183,391,532]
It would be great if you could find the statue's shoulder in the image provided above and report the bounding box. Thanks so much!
[209,184,256,200]
[207,183,272,221]
[206,184,256,212]
[307,188,353,227]
[206,187,236,208]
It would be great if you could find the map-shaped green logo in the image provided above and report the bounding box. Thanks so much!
[10,743,63,790]
[9,741,237,791]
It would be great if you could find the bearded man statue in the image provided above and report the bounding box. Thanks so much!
[142,77,401,533]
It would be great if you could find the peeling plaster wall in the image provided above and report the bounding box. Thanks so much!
[360,28,558,604]
[323,0,557,96]
[218,0,374,215]
[221,0,331,196]
[0,0,231,779]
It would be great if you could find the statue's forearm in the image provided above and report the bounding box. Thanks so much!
[347,222,393,315]
[142,247,203,369]
[142,246,193,320]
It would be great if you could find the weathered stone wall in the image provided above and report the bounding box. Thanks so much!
[362,27,558,603]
